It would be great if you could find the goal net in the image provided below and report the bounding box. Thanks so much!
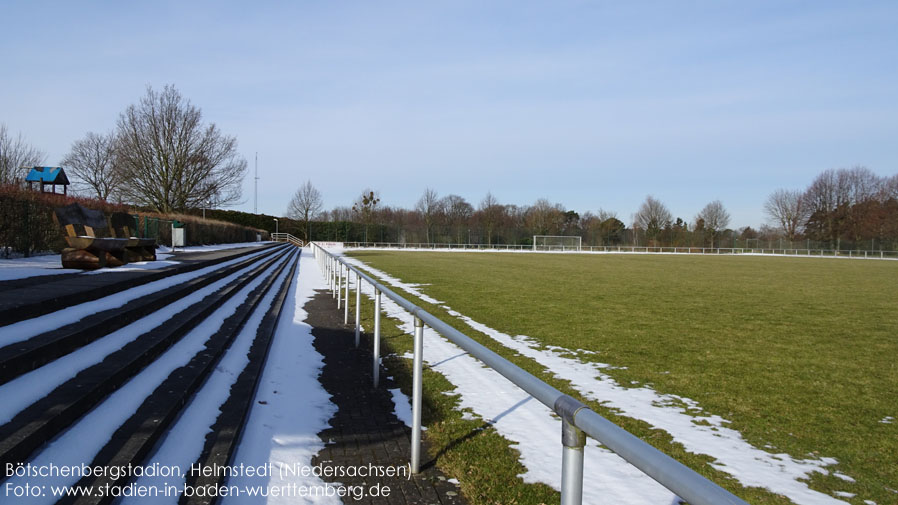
[532,235,582,252]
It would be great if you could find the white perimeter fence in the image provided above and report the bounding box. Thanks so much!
[311,242,748,505]
[342,241,898,259]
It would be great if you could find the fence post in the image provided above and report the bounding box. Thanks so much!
[555,396,586,505]
[411,316,424,474]
[355,272,361,347]
[373,289,382,387]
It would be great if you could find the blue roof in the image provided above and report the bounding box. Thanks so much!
[25,166,67,184]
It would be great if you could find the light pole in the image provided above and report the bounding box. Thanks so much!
[273,218,278,238]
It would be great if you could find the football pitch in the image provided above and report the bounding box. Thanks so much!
[346,250,897,505]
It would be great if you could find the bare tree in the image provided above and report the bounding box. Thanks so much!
[115,85,247,213]
[843,166,882,246]
[329,206,353,223]
[442,194,473,243]
[62,131,121,200]
[764,189,809,242]
[479,192,502,245]
[525,198,564,235]
[634,195,672,244]
[286,180,323,241]
[804,168,852,248]
[352,189,380,242]
[597,208,617,222]
[886,174,898,200]
[696,200,731,248]
[0,123,45,185]
[416,188,441,244]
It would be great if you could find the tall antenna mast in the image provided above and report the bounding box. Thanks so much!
[254,152,258,213]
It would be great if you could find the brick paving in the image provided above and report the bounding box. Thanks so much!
[307,289,468,505]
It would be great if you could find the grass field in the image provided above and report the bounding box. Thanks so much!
[346,251,898,505]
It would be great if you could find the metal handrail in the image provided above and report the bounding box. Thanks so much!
[272,232,304,247]
[311,243,748,505]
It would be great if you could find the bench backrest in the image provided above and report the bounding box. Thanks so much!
[54,203,109,238]
[110,212,137,239]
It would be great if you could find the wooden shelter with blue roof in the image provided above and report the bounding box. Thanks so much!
[26,166,70,195]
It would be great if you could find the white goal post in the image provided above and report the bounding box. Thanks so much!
[532,235,582,251]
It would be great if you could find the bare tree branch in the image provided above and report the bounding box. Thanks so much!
[62,131,122,200]
[416,188,441,244]
[114,85,246,213]
[696,200,731,248]
[0,123,45,185]
[286,180,323,241]
[478,192,502,246]
[634,195,672,244]
[763,189,808,242]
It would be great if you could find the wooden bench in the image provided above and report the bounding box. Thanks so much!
[53,204,130,269]
[110,212,157,263]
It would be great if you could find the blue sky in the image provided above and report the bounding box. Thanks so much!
[3,1,896,228]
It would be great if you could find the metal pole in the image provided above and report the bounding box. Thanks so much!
[561,421,586,505]
[373,289,382,387]
[411,317,424,474]
[355,272,361,347]
[344,264,350,324]
[557,396,586,505]
[337,262,343,310]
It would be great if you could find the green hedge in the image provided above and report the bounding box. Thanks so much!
[0,185,128,257]
[0,185,267,258]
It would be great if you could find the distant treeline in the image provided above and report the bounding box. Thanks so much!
[303,166,898,250]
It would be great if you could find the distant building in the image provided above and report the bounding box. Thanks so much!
[25,166,70,195]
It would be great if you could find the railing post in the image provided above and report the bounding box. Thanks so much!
[337,261,343,310]
[411,316,424,474]
[555,395,586,505]
[344,265,350,325]
[355,272,361,347]
[373,289,381,387]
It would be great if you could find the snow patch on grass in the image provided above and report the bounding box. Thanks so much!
[339,255,679,504]
[344,255,854,505]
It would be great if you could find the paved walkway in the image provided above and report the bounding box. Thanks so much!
[306,289,468,505]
